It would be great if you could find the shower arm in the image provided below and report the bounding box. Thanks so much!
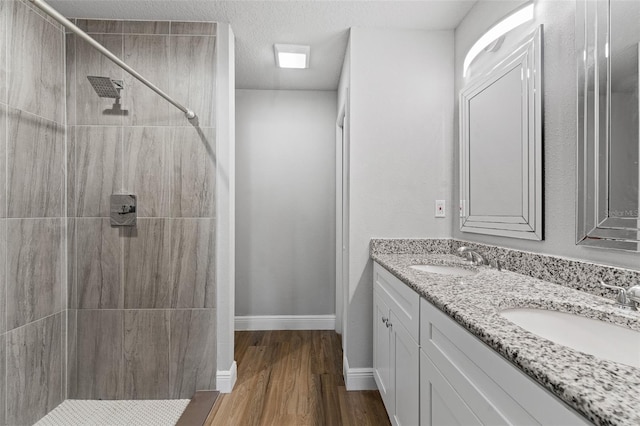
[28,0,197,121]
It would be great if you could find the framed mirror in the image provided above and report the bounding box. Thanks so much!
[459,26,543,240]
[577,0,640,251]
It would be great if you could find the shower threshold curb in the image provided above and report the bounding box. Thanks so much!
[177,391,220,425]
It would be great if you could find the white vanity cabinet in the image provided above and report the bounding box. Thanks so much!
[373,262,590,426]
[373,263,420,426]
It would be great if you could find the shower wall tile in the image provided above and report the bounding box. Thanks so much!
[0,106,5,218]
[66,309,77,399]
[0,222,6,333]
[74,34,124,126]
[75,310,123,399]
[65,34,77,126]
[123,127,171,217]
[171,127,215,217]
[76,219,121,309]
[7,108,64,218]
[73,126,123,217]
[76,19,123,34]
[6,0,63,122]
[0,332,5,426]
[6,313,63,426]
[170,21,217,36]
[0,0,7,104]
[67,218,76,309]
[123,219,172,308]
[123,310,170,399]
[6,218,62,330]
[169,309,216,398]
[169,36,216,127]
[123,21,170,35]
[172,219,215,308]
[123,35,172,126]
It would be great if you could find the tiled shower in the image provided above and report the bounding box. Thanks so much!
[0,0,219,424]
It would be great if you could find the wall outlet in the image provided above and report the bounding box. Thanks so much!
[435,200,446,218]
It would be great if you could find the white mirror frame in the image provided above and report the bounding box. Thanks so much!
[459,26,543,240]
[576,0,640,251]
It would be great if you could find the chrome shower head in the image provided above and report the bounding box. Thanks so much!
[87,76,123,99]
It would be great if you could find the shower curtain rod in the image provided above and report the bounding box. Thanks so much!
[28,0,197,120]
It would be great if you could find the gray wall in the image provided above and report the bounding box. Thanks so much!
[66,19,217,400]
[452,0,640,270]
[342,28,454,369]
[235,89,336,317]
[0,1,66,424]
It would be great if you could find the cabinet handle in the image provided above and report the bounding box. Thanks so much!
[386,321,392,328]
[382,316,388,324]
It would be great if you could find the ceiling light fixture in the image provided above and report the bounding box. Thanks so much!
[274,44,310,69]
[463,3,535,77]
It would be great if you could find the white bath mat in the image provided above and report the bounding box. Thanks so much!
[34,399,191,426]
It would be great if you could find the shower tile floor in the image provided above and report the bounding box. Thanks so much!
[34,399,191,426]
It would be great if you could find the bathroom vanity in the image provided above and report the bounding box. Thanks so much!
[371,245,640,426]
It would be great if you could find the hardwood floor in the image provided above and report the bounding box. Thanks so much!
[205,330,391,426]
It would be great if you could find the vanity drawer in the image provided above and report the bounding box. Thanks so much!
[374,262,420,342]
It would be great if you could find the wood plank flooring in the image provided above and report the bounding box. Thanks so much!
[205,330,391,426]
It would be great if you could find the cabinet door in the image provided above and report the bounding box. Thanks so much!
[374,292,393,412]
[391,312,419,426]
[420,350,481,426]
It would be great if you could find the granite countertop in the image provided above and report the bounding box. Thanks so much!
[371,252,640,426]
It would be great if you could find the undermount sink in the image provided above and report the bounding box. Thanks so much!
[500,308,640,368]
[409,264,477,276]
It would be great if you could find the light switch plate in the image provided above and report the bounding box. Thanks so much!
[435,200,446,218]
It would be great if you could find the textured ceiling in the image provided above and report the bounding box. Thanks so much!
[49,0,477,90]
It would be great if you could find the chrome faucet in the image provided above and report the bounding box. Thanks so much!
[600,281,640,311]
[457,246,503,270]
[457,246,487,265]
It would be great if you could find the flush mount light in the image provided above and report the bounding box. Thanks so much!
[274,44,310,69]
[463,3,534,77]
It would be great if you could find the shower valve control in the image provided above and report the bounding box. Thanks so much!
[110,194,137,227]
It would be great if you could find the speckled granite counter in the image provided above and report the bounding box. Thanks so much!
[371,252,640,426]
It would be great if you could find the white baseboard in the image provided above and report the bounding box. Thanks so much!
[343,355,377,391]
[216,361,237,393]
[234,315,336,331]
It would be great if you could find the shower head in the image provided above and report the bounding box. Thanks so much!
[87,76,124,99]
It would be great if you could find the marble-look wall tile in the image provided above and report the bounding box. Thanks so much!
[73,126,123,217]
[123,35,172,126]
[123,310,170,399]
[74,34,124,126]
[171,219,215,308]
[123,127,171,217]
[0,332,5,425]
[169,309,216,398]
[6,218,62,330]
[7,108,64,218]
[75,310,123,399]
[6,0,63,122]
[66,309,77,399]
[124,219,172,308]
[76,219,121,309]
[75,19,123,34]
[65,34,77,126]
[6,314,63,426]
[170,127,215,217]
[123,21,170,35]
[169,36,216,127]
[170,22,216,36]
